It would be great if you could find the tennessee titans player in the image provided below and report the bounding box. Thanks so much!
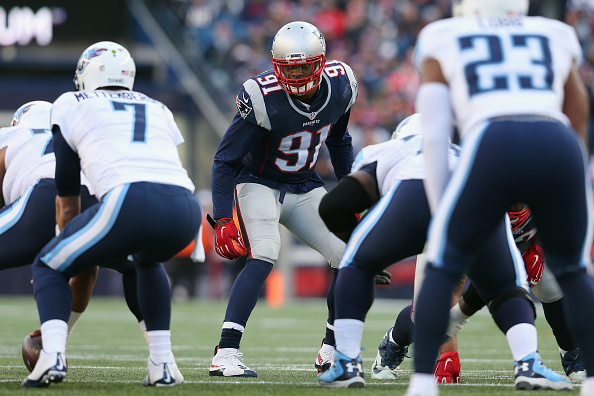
[408,0,594,394]
[1,101,146,336]
[317,113,557,389]
[209,21,357,377]
[22,41,200,388]
[317,114,465,387]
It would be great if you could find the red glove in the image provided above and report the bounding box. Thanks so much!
[434,351,461,384]
[522,244,544,287]
[214,218,247,260]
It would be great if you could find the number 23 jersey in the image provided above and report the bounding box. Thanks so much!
[414,16,582,138]
[52,90,195,199]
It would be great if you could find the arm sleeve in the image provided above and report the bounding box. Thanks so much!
[211,114,266,219]
[53,125,81,197]
[416,82,454,213]
[325,109,354,180]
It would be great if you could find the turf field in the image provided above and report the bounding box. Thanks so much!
[0,296,581,395]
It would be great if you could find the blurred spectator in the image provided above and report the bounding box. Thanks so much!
[168,0,594,162]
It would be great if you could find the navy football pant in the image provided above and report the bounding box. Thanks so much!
[416,119,594,375]
[335,180,524,322]
[32,182,201,331]
[0,179,96,270]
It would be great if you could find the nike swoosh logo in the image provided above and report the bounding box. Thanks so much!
[162,364,172,383]
[533,255,539,266]
[55,355,64,371]
[443,358,453,371]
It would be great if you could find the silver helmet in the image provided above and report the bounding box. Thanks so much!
[10,101,52,128]
[74,41,136,92]
[452,0,529,18]
[271,21,326,96]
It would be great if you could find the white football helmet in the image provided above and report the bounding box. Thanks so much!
[391,113,422,140]
[271,21,326,96]
[452,0,529,18]
[74,41,136,92]
[10,101,52,128]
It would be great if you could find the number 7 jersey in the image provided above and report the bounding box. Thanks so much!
[413,16,582,138]
[51,90,195,199]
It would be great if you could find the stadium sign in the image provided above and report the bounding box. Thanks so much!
[0,6,58,46]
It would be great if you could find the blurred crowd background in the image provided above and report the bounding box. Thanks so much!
[1,0,593,301]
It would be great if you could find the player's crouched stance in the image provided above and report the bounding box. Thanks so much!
[22,41,198,388]
[318,351,365,388]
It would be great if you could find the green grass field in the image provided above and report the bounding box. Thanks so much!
[0,296,582,395]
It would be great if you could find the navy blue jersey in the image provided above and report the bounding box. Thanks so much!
[212,60,358,219]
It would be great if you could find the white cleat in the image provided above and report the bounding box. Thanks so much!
[209,346,257,377]
[143,357,184,386]
[21,350,67,388]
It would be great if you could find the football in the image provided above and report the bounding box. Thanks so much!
[22,333,42,372]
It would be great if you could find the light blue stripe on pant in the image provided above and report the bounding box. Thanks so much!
[41,184,129,272]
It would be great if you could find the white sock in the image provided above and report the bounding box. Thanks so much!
[408,373,436,390]
[147,330,174,362]
[139,320,149,345]
[334,319,364,359]
[506,323,538,361]
[40,320,68,354]
[67,311,82,339]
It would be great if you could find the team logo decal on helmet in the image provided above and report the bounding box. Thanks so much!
[11,104,33,126]
[74,41,136,92]
[10,101,52,128]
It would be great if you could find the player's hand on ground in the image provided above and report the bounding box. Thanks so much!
[214,218,247,260]
[522,244,544,287]
[433,351,461,384]
[374,269,392,285]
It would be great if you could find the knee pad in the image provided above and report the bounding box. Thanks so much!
[250,240,280,264]
[487,287,535,319]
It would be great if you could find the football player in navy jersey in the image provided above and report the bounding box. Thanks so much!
[447,204,586,382]
[209,21,357,377]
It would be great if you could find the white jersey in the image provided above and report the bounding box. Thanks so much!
[52,89,195,199]
[0,126,54,205]
[351,135,459,196]
[414,16,582,138]
[0,126,96,205]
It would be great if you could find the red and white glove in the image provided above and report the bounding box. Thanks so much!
[522,243,544,287]
[214,218,247,260]
[434,351,461,384]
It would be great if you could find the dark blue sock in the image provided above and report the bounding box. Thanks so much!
[219,259,272,349]
[392,304,414,346]
[542,299,576,352]
[413,266,459,374]
[136,263,171,330]
[324,267,339,346]
[334,266,375,321]
[121,265,143,322]
[33,259,72,323]
[493,297,535,334]
[555,270,594,375]
[219,329,243,350]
